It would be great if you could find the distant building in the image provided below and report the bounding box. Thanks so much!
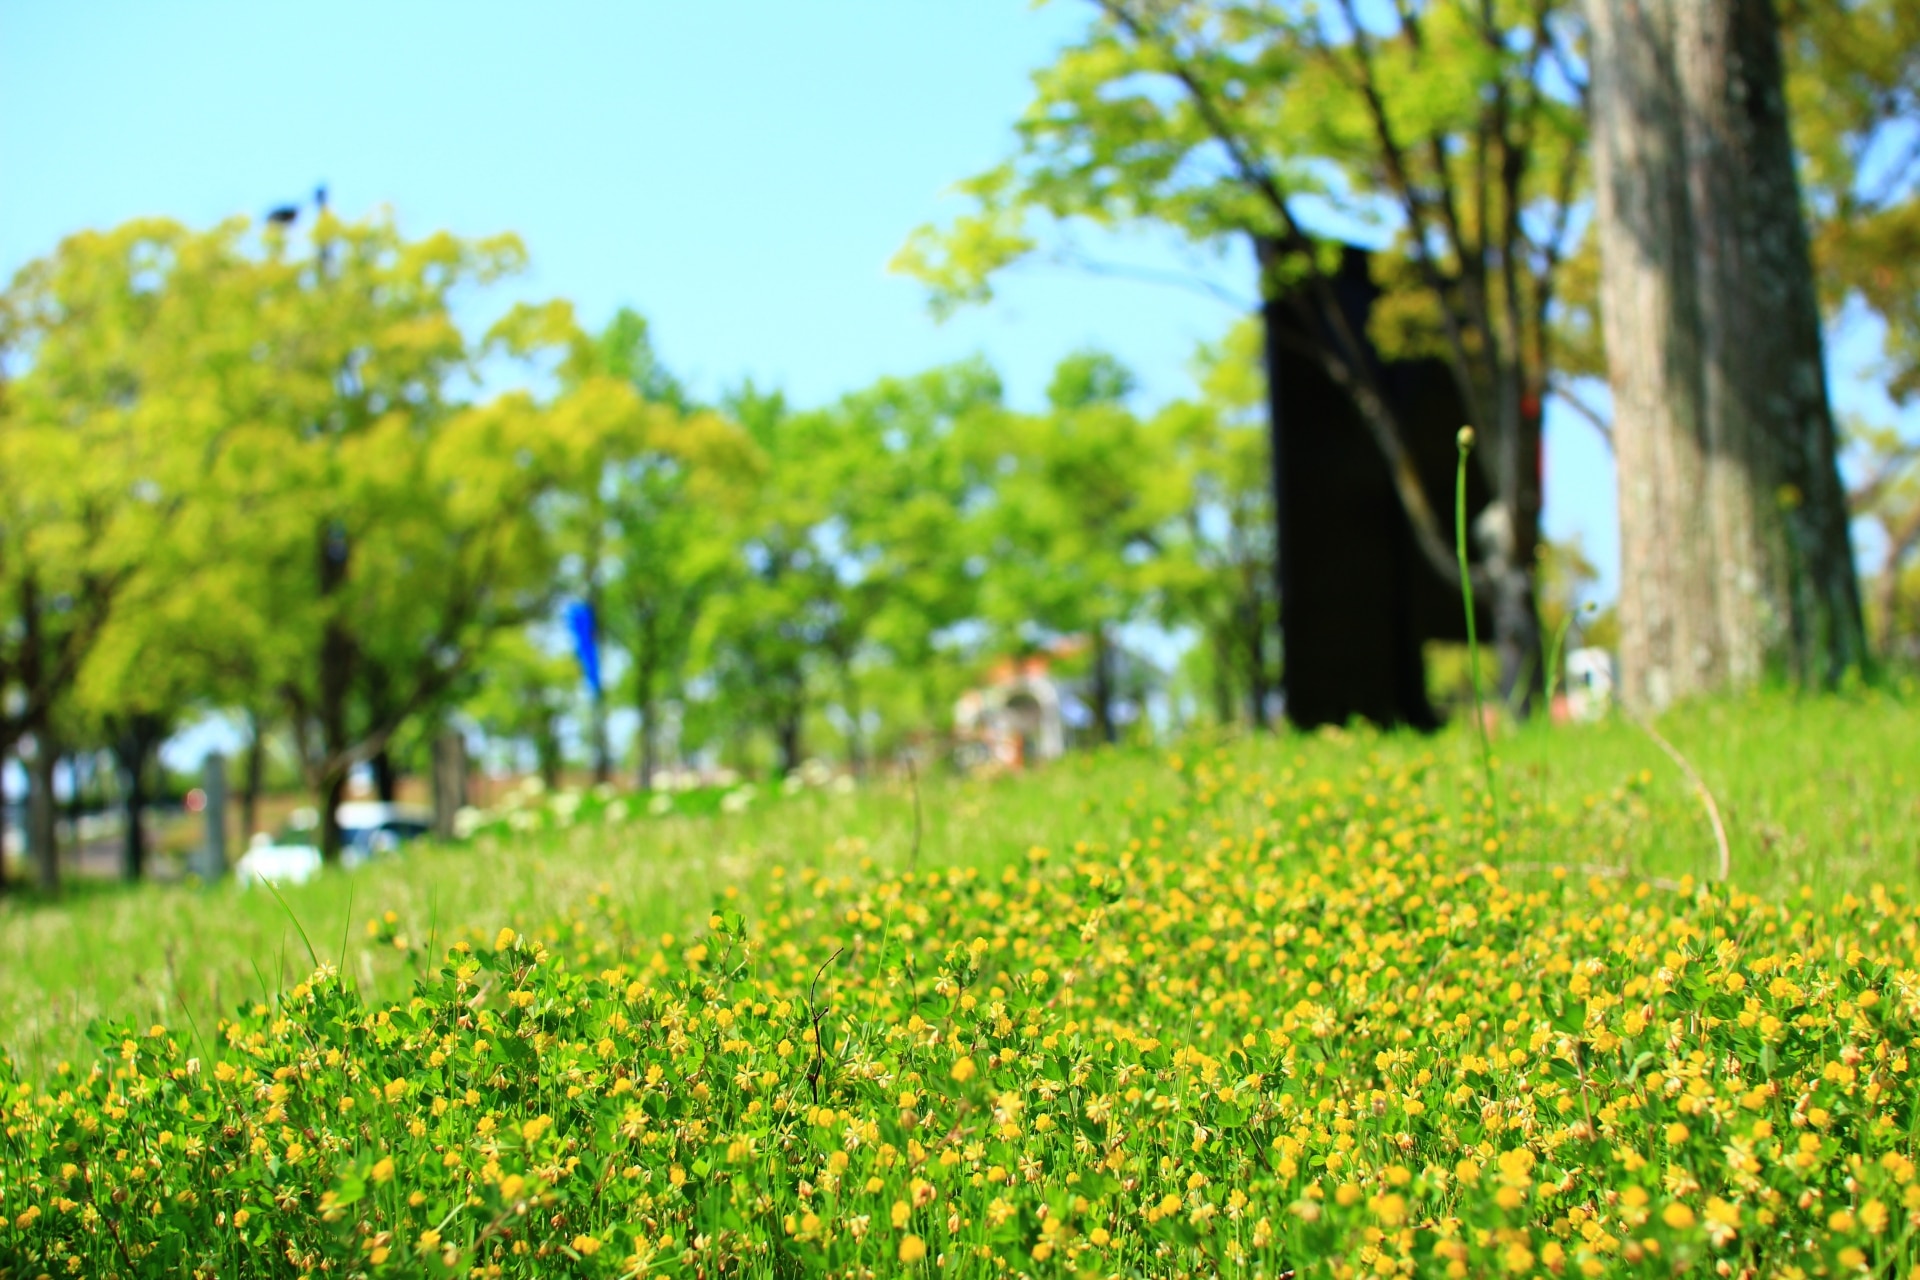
[954,655,1068,770]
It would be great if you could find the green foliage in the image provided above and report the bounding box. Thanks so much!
[1785,0,1920,402]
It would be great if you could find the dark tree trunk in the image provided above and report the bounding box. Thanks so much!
[242,710,266,840]
[110,716,164,882]
[0,743,10,894]
[119,752,147,882]
[1243,596,1273,730]
[634,609,660,790]
[536,720,562,792]
[371,748,398,804]
[317,522,353,863]
[65,754,83,832]
[27,732,58,893]
[1211,628,1237,727]
[319,767,349,865]
[588,688,610,787]
[775,713,804,777]
[838,659,867,774]
[1090,627,1118,744]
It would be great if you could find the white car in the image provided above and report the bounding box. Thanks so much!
[234,802,435,885]
[234,833,322,886]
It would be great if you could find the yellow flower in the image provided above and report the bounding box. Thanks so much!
[418,1228,441,1250]
[1663,1202,1696,1229]
[1703,1197,1739,1246]
[898,1234,928,1263]
[232,1209,250,1228]
[521,1115,552,1142]
[950,1057,976,1082]
[495,927,516,950]
[370,1157,395,1183]
[572,1235,602,1256]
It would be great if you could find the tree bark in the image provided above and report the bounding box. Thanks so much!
[775,713,804,777]
[1589,0,1865,707]
[317,522,353,862]
[634,608,660,790]
[536,718,562,792]
[110,717,163,882]
[242,709,266,840]
[27,731,58,893]
[1211,627,1236,727]
[1090,626,1118,744]
[371,748,398,804]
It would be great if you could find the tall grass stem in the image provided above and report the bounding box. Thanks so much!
[1456,428,1499,833]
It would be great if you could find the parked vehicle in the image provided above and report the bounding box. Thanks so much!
[234,801,434,886]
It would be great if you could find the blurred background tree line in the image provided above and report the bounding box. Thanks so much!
[3,0,1916,888]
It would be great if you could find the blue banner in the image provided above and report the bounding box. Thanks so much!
[565,600,602,696]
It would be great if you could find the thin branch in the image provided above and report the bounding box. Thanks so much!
[1549,377,1614,449]
[1328,0,1491,422]
[1044,246,1257,310]
[1094,0,1473,589]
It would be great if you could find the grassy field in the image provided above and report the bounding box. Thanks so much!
[3,687,1914,1080]
[2,687,1917,1275]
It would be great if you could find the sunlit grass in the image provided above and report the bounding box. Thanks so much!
[1,687,1916,1275]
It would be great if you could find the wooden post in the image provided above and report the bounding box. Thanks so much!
[432,730,468,839]
[196,752,228,881]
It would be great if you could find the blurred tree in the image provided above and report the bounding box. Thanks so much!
[696,387,836,775]
[559,309,763,789]
[819,361,1003,766]
[1155,321,1278,727]
[0,219,215,889]
[1848,421,1920,662]
[897,0,1589,715]
[172,215,600,859]
[970,352,1177,743]
[466,631,578,791]
[1785,0,1920,402]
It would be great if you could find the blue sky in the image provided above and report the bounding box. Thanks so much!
[8,0,1904,618]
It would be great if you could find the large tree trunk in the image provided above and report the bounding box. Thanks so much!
[1589,0,1865,708]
